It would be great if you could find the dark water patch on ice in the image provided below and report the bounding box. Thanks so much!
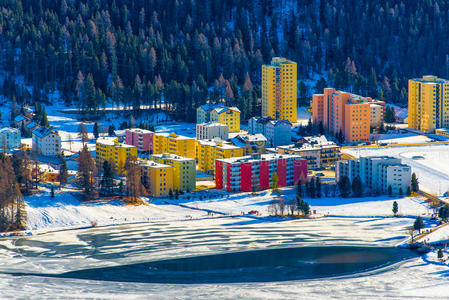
[36,246,418,284]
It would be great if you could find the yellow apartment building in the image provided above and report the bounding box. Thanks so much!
[153,132,196,158]
[262,57,297,123]
[150,153,196,192]
[139,160,174,197]
[196,104,241,132]
[96,137,137,174]
[196,139,243,173]
[408,75,449,133]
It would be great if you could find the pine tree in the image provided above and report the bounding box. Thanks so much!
[93,122,99,139]
[338,176,351,198]
[352,175,363,197]
[413,217,424,233]
[315,177,322,198]
[388,185,393,196]
[100,160,115,195]
[392,201,398,216]
[108,124,116,136]
[59,160,68,187]
[50,185,55,198]
[411,173,419,192]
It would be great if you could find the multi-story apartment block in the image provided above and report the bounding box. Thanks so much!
[248,116,292,147]
[196,122,229,140]
[125,128,154,153]
[336,156,411,195]
[0,127,20,149]
[267,135,340,170]
[96,137,137,174]
[196,104,240,132]
[140,160,173,197]
[261,57,297,123]
[408,75,449,133]
[150,153,196,192]
[312,88,385,143]
[216,153,307,192]
[196,138,243,174]
[229,134,267,156]
[32,127,61,156]
[153,132,196,159]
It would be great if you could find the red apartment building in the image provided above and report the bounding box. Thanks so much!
[215,153,307,192]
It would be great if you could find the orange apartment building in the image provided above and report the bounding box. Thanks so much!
[312,88,385,143]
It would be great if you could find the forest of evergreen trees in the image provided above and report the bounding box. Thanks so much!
[0,0,448,121]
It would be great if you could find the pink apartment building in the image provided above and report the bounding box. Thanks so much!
[125,128,154,153]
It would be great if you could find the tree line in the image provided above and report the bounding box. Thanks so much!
[1,0,448,122]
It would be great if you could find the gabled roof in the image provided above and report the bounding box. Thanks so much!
[14,114,30,123]
[198,104,240,114]
[32,126,58,138]
[26,121,39,129]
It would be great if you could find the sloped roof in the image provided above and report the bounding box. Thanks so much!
[14,115,29,123]
[32,126,58,138]
[26,121,39,129]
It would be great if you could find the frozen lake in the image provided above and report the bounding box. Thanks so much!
[0,217,448,298]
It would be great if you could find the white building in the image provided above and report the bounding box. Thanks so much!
[196,122,229,140]
[32,127,61,156]
[336,156,411,195]
[248,116,292,147]
[0,127,21,149]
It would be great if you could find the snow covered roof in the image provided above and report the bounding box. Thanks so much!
[126,128,154,134]
[0,127,19,134]
[32,127,58,138]
[198,104,240,114]
[26,121,39,129]
[97,137,135,148]
[213,106,240,114]
[14,115,29,123]
[154,132,194,141]
[218,153,304,165]
[196,122,227,128]
[151,153,195,162]
[139,160,173,169]
[197,138,241,150]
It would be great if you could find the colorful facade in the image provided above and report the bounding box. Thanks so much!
[261,57,297,123]
[408,75,449,133]
[153,132,196,159]
[312,88,385,143]
[140,160,173,197]
[150,153,196,192]
[196,104,241,132]
[125,128,154,152]
[96,137,137,174]
[196,139,243,173]
[216,153,307,192]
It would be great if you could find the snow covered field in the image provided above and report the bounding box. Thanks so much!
[376,132,433,144]
[24,188,208,234]
[343,144,449,195]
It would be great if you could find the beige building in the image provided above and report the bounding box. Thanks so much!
[196,123,229,140]
[267,135,340,170]
[370,104,384,128]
